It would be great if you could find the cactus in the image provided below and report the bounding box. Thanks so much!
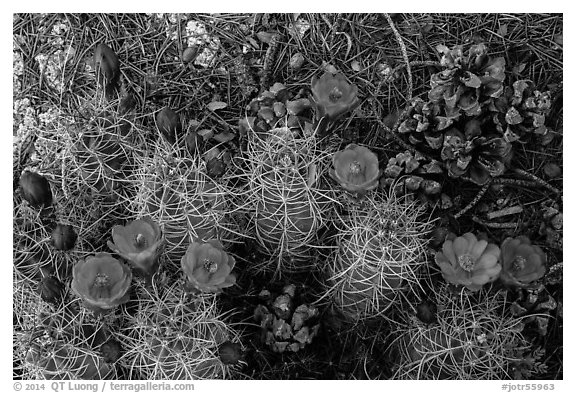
[12,199,80,284]
[117,277,240,380]
[325,190,432,321]
[24,341,113,379]
[129,139,237,264]
[392,284,531,379]
[239,127,333,274]
[69,111,142,200]
[14,283,117,379]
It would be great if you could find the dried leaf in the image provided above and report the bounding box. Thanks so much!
[293,326,311,344]
[204,146,220,162]
[554,33,562,46]
[543,163,561,179]
[256,31,275,44]
[197,128,214,140]
[422,180,442,195]
[505,107,523,125]
[272,341,289,353]
[535,316,550,336]
[405,175,423,191]
[512,63,527,75]
[212,131,236,143]
[207,101,227,111]
[510,301,528,317]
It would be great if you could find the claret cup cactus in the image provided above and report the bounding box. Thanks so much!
[393,284,530,380]
[239,126,333,274]
[129,139,236,264]
[326,190,432,321]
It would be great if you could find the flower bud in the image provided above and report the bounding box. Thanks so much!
[185,131,204,154]
[19,170,53,208]
[94,43,120,99]
[38,276,65,305]
[429,227,449,248]
[182,46,199,63]
[100,338,123,363]
[156,107,182,144]
[51,224,77,251]
[416,300,437,324]
[206,157,226,178]
[94,43,119,83]
[218,341,243,365]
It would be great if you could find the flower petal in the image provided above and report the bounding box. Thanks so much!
[452,235,472,259]
[469,240,488,260]
[500,237,519,267]
[474,253,499,271]
[111,225,137,254]
[436,252,457,274]
[441,240,458,265]
[191,265,211,284]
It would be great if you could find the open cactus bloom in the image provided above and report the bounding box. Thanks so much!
[435,232,502,292]
[181,239,236,294]
[330,143,380,194]
[499,236,547,288]
[311,71,360,121]
[107,218,164,274]
[72,253,132,312]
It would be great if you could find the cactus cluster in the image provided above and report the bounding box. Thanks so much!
[13,14,562,380]
[326,191,432,321]
[118,278,240,379]
[69,111,142,200]
[239,126,333,274]
[14,283,116,379]
[392,285,531,380]
[129,139,237,264]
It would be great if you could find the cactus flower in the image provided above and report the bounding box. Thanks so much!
[100,338,123,363]
[499,236,547,288]
[435,232,501,291]
[51,223,77,251]
[94,43,120,99]
[107,218,164,275]
[311,72,360,121]
[71,253,132,312]
[38,276,65,305]
[330,143,380,194]
[218,341,243,365]
[19,170,52,208]
[156,107,182,144]
[181,239,236,294]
